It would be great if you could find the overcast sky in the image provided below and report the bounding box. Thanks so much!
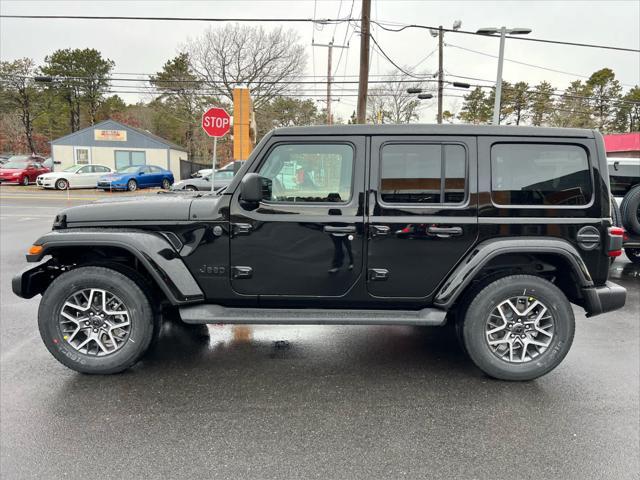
[1,0,639,122]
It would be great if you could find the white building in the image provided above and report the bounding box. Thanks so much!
[50,119,188,180]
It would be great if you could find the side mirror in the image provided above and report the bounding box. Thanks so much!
[240,173,271,203]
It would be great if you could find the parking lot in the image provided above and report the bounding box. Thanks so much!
[1,186,639,479]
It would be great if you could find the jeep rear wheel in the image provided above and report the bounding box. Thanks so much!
[462,275,575,381]
[626,248,640,264]
[38,266,155,374]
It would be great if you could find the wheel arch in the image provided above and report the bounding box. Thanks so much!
[13,230,204,305]
[435,237,594,311]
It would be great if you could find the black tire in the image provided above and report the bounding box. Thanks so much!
[55,178,68,190]
[611,196,622,227]
[462,274,575,381]
[21,176,29,186]
[620,185,640,235]
[38,266,155,374]
[161,178,172,190]
[185,185,198,192]
[127,179,138,192]
[626,248,640,264]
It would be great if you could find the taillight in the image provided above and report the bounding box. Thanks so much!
[607,226,624,257]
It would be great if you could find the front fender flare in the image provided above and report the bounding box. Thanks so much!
[434,237,593,309]
[21,229,204,305]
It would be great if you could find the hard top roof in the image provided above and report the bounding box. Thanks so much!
[272,124,595,138]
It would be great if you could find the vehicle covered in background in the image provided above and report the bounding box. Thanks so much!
[171,169,234,192]
[0,155,49,185]
[37,164,113,190]
[97,164,174,192]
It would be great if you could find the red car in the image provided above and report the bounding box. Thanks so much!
[0,155,50,186]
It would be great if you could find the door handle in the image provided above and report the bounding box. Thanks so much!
[427,226,463,237]
[324,225,356,234]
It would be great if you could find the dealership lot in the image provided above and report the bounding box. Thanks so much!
[1,189,638,479]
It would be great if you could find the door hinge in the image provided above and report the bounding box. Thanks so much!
[368,268,389,281]
[232,266,253,279]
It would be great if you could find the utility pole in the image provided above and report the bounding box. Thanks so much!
[437,26,444,124]
[356,0,371,123]
[313,39,347,125]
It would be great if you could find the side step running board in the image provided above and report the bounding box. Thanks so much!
[179,305,447,326]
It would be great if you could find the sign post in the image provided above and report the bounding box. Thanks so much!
[201,107,231,193]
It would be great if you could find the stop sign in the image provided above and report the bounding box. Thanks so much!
[202,107,231,137]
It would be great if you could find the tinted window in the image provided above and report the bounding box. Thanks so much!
[94,165,110,173]
[491,144,592,206]
[258,144,354,203]
[150,166,163,173]
[77,166,92,174]
[380,143,466,204]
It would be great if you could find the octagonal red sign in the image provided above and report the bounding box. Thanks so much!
[202,107,231,137]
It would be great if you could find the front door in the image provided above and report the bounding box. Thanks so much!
[229,137,366,298]
[367,136,478,299]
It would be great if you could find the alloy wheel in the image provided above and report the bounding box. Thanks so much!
[485,295,555,363]
[59,288,131,356]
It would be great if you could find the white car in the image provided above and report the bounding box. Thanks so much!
[37,164,113,189]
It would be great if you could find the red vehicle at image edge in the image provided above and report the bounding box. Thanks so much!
[12,125,628,381]
[0,155,50,185]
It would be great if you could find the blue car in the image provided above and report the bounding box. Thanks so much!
[97,165,174,192]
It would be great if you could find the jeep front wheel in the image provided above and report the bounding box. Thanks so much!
[38,266,155,374]
[462,275,575,381]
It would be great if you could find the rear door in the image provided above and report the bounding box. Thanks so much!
[367,135,478,299]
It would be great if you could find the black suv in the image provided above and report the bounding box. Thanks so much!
[13,125,626,380]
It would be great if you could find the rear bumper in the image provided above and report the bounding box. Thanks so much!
[582,281,626,317]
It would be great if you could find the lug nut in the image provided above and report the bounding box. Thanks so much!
[84,321,90,326]
[93,329,98,333]
[520,334,526,338]
[89,312,94,316]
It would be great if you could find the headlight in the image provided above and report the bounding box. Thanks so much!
[12,172,21,177]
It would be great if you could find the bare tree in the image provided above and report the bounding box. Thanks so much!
[186,24,306,108]
[367,71,430,124]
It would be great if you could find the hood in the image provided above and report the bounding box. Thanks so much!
[39,171,68,178]
[58,194,198,225]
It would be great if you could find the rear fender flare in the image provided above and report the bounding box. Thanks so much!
[434,237,593,309]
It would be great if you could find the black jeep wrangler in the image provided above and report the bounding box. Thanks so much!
[13,125,627,380]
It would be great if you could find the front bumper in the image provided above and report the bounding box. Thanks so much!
[12,259,55,299]
[37,177,55,188]
[582,281,627,317]
[97,181,127,190]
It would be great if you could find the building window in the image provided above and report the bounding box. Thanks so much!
[380,143,467,204]
[491,143,592,206]
[75,148,90,164]
[115,150,146,170]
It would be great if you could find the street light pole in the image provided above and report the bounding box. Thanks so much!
[492,26,507,125]
[437,26,444,124]
[476,26,532,125]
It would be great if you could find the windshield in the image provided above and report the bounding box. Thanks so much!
[63,166,81,173]
[2,160,29,169]
[117,166,139,173]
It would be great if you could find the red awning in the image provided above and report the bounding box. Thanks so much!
[604,133,640,153]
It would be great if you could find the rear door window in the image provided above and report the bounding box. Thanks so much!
[379,143,467,204]
[491,143,592,206]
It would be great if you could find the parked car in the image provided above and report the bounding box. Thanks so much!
[97,165,174,192]
[13,125,626,380]
[171,170,234,192]
[37,164,113,190]
[0,155,49,185]
[0,154,10,165]
[191,160,244,178]
[608,157,640,263]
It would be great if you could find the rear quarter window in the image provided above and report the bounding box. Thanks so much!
[491,143,592,206]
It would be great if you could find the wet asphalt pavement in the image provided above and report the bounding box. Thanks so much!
[1,187,639,479]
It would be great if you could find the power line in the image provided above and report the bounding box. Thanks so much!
[4,13,637,52]
[370,20,640,53]
[446,43,639,88]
